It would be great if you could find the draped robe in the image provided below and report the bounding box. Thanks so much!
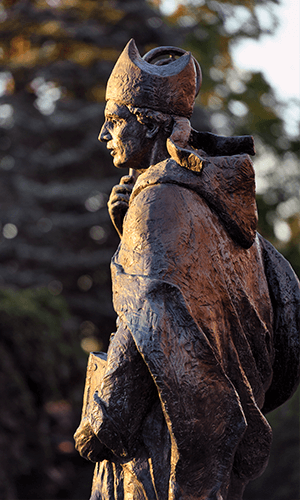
[81,154,300,500]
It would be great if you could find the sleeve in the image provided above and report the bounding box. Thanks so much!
[89,323,157,459]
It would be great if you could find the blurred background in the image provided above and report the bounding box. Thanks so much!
[0,0,299,498]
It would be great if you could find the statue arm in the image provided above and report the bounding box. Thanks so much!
[88,324,157,459]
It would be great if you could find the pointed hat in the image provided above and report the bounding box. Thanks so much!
[105,39,201,118]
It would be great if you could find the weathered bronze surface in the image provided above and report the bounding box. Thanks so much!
[74,39,300,500]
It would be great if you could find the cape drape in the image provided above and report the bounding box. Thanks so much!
[88,157,300,500]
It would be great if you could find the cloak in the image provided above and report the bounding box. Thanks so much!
[81,154,299,500]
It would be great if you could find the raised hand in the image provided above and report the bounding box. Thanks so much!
[107,175,135,237]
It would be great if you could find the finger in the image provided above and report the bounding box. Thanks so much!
[109,194,130,205]
[120,175,135,185]
[110,184,132,195]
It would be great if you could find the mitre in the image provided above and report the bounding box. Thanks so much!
[105,39,201,118]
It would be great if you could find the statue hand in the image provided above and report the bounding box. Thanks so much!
[73,417,106,463]
[108,175,135,237]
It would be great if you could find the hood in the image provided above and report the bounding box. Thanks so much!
[131,154,258,249]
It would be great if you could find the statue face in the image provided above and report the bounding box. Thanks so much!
[99,101,151,170]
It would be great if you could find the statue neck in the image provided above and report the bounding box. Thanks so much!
[136,132,170,175]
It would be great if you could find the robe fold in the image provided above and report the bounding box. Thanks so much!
[84,155,299,500]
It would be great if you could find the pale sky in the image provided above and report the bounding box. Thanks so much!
[160,0,300,136]
[231,0,300,103]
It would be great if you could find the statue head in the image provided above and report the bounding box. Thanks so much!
[99,39,202,171]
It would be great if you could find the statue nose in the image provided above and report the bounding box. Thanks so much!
[98,124,111,142]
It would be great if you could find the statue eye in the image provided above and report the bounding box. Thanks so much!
[111,118,121,126]
[107,116,123,126]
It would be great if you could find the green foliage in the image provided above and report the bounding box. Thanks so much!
[0,286,88,499]
[0,286,76,399]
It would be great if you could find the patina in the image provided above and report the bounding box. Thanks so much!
[74,40,300,500]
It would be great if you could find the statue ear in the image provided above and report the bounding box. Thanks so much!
[145,122,159,139]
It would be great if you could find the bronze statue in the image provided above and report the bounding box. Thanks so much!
[74,40,300,500]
